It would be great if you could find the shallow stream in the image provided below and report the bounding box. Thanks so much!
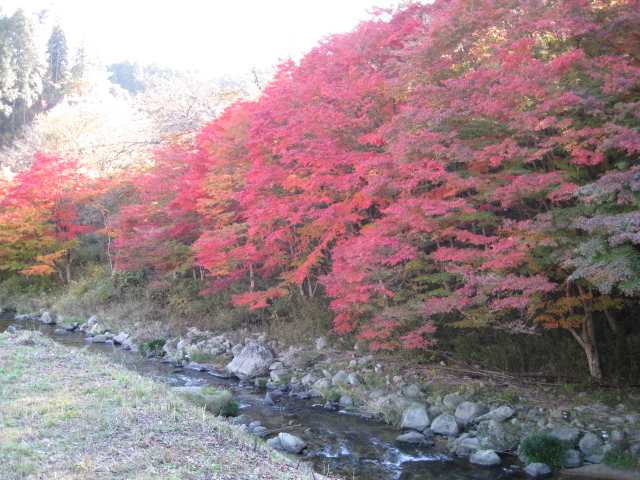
[0,312,588,479]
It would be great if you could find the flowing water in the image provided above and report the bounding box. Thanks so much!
[1,312,586,480]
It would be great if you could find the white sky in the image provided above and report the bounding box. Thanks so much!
[1,0,401,76]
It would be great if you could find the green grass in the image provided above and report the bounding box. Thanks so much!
[0,330,332,480]
[603,450,637,469]
[518,433,568,469]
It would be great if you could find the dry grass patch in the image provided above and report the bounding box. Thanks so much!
[0,331,333,480]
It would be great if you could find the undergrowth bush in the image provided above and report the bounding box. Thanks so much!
[138,339,166,357]
[518,433,568,469]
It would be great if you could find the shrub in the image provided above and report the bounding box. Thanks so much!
[138,339,166,357]
[518,433,568,469]
[201,386,239,416]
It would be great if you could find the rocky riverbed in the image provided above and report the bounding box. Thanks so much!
[5,309,640,479]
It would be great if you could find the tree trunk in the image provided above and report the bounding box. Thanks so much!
[568,286,603,380]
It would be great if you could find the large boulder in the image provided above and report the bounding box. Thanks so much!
[470,450,501,466]
[41,312,56,324]
[524,462,552,477]
[400,403,431,432]
[476,420,518,451]
[431,413,460,436]
[455,401,489,426]
[579,432,604,456]
[475,406,515,424]
[226,342,276,379]
[549,426,580,446]
[278,433,307,454]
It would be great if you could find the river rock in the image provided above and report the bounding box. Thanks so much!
[332,370,349,385]
[185,362,209,371]
[550,426,580,445]
[579,432,604,456]
[456,401,489,426]
[270,369,292,383]
[452,437,480,456]
[54,328,68,335]
[402,384,422,398]
[315,336,328,350]
[41,312,56,324]
[563,449,583,468]
[470,450,501,466]
[5,325,16,333]
[585,444,614,464]
[91,334,108,343]
[313,378,332,391]
[523,462,552,477]
[113,332,129,344]
[396,431,428,445]
[431,413,460,436]
[86,315,98,327]
[475,406,515,424]
[301,369,323,386]
[401,404,431,432]
[279,433,307,454]
[226,342,276,379]
[339,395,354,408]
[267,436,283,450]
[347,372,364,386]
[443,393,464,409]
[476,420,518,451]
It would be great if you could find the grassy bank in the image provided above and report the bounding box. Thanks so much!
[0,330,330,480]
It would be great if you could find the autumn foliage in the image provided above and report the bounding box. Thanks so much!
[2,0,639,380]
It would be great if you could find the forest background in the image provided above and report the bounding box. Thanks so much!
[0,0,639,385]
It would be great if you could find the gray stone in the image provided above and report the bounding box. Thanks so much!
[185,362,209,371]
[585,444,614,464]
[523,462,552,477]
[332,370,349,385]
[347,372,364,386]
[315,336,328,350]
[401,404,431,432]
[428,406,444,420]
[579,432,604,456]
[313,378,333,391]
[5,325,16,334]
[475,406,515,424]
[86,315,98,326]
[269,361,283,371]
[113,332,129,344]
[253,426,269,437]
[550,426,580,446]
[301,369,323,386]
[402,384,422,398]
[231,343,244,356]
[470,450,501,466]
[226,342,276,379]
[456,401,489,426]
[396,431,427,445]
[91,334,108,343]
[339,396,354,408]
[476,420,518,451]
[563,449,583,468]
[270,369,292,383]
[278,433,307,454]
[54,328,68,335]
[431,413,460,436]
[452,437,480,456]
[264,391,283,405]
[41,312,56,324]
[267,436,283,450]
[229,416,248,426]
[443,393,464,409]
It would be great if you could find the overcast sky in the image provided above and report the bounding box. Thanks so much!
[1,0,402,75]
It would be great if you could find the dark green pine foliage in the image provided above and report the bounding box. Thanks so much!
[43,24,68,108]
[0,9,41,145]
